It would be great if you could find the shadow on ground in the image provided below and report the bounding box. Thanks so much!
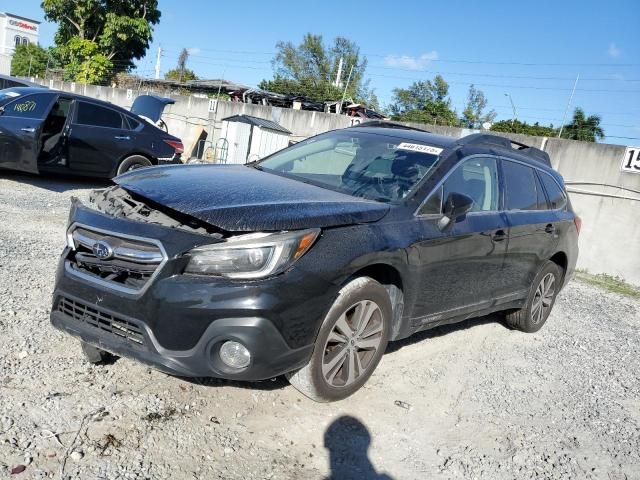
[0,170,110,193]
[323,416,393,479]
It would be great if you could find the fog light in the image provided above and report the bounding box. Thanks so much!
[219,341,251,369]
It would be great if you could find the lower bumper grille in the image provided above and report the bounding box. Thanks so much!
[57,297,146,347]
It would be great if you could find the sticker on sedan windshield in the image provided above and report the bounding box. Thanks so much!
[13,101,37,113]
[396,143,443,155]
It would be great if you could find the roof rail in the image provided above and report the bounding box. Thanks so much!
[351,120,430,133]
[457,133,551,167]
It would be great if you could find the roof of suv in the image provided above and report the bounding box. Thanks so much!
[348,124,554,171]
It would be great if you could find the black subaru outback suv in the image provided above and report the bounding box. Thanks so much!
[50,124,579,402]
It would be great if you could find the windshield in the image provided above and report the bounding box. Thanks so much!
[257,130,443,202]
[0,89,24,103]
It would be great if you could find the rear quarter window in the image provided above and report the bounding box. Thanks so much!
[539,171,567,210]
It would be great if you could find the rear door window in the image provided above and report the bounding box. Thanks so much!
[502,161,539,211]
[539,171,567,210]
[75,101,124,129]
[3,93,56,119]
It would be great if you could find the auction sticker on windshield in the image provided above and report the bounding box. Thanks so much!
[396,143,443,155]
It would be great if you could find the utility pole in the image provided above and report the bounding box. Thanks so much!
[339,64,354,114]
[28,54,32,77]
[504,93,517,128]
[335,57,343,87]
[558,74,579,138]
[154,47,162,80]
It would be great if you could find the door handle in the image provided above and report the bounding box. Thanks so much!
[21,127,36,133]
[544,224,556,234]
[491,229,507,241]
[114,135,130,140]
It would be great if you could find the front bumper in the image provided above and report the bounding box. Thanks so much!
[49,201,340,380]
[51,293,312,380]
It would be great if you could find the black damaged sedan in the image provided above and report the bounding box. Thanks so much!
[50,124,579,401]
[0,88,183,178]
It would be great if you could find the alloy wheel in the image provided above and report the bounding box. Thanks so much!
[321,300,384,388]
[531,273,555,324]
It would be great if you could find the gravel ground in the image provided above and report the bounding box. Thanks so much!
[0,170,638,480]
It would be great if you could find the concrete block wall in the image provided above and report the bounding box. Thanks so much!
[33,79,640,285]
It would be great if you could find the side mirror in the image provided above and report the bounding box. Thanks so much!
[438,192,473,230]
[0,106,4,116]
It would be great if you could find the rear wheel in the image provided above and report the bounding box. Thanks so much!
[505,261,562,333]
[116,155,153,176]
[287,277,392,402]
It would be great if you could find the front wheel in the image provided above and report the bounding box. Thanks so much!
[116,155,153,176]
[505,261,562,333]
[287,277,392,402]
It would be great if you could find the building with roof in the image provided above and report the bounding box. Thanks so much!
[0,12,41,75]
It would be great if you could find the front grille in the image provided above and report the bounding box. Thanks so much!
[66,225,166,294]
[58,296,146,347]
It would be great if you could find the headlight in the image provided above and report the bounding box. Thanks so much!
[184,229,320,279]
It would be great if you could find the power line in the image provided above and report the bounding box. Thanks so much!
[157,44,640,67]
[159,48,640,82]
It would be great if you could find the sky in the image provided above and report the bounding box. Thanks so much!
[7,0,640,145]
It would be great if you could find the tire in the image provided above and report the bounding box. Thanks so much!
[287,277,392,402]
[505,261,563,333]
[80,341,115,364]
[116,155,153,176]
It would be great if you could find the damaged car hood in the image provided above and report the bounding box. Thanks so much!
[114,164,390,231]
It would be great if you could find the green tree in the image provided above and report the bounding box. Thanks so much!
[42,0,161,83]
[165,48,197,82]
[60,37,112,83]
[491,119,557,137]
[461,85,496,128]
[10,43,51,77]
[259,33,377,107]
[559,108,605,142]
[388,75,458,125]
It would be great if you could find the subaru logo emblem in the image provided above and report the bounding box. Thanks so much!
[93,241,114,260]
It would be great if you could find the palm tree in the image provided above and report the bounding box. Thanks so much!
[560,108,605,142]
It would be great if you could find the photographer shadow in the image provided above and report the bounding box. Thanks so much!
[324,415,393,480]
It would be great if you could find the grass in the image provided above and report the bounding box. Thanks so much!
[575,269,640,299]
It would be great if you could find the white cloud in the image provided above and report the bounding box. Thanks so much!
[607,42,621,58]
[384,51,438,70]
[187,47,201,55]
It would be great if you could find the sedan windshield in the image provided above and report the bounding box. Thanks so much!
[257,130,442,202]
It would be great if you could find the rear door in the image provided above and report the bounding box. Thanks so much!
[67,101,135,176]
[0,92,57,174]
[501,159,559,294]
